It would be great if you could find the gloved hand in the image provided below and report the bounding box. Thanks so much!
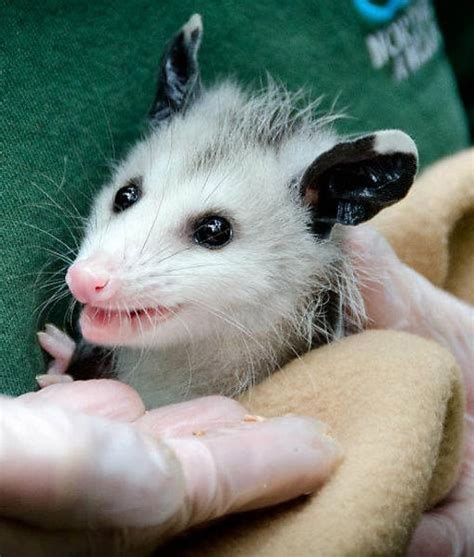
[0,380,341,557]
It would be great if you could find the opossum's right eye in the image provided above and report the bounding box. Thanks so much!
[192,215,233,249]
[113,178,142,213]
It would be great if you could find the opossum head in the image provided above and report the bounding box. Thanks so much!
[67,14,418,348]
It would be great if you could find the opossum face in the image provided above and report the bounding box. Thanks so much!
[71,109,327,347]
[67,15,417,348]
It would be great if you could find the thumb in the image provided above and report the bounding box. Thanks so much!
[0,397,185,529]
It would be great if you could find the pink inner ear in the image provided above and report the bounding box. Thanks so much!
[304,187,319,206]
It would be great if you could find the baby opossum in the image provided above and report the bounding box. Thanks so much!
[38,14,418,408]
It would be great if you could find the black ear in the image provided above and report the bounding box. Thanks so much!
[301,130,418,237]
[149,14,203,126]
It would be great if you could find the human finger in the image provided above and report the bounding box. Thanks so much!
[166,415,343,533]
[407,502,474,557]
[136,395,248,437]
[18,379,146,422]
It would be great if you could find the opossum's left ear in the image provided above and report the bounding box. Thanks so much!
[149,14,203,126]
[301,130,418,236]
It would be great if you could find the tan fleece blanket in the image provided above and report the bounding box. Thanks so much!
[164,149,473,556]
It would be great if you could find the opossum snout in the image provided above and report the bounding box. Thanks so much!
[66,258,120,305]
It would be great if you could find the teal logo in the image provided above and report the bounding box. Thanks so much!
[353,0,411,24]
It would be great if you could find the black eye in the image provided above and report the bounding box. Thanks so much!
[192,215,233,249]
[113,179,142,213]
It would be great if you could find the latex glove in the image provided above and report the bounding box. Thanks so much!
[348,225,474,557]
[0,380,341,557]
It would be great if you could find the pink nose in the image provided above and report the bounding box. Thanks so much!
[66,258,119,304]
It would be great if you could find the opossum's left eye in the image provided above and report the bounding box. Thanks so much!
[192,215,233,249]
[113,178,142,213]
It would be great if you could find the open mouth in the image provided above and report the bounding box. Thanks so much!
[79,304,177,343]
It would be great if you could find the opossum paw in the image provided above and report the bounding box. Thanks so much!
[36,373,74,388]
[37,323,76,377]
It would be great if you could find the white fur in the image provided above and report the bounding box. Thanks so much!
[78,82,365,408]
[182,13,202,40]
[374,129,418,157]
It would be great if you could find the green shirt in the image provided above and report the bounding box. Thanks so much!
[1,0,469,395]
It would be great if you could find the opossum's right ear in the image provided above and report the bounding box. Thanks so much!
[301,130,418,237]
[149,14,203,127]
